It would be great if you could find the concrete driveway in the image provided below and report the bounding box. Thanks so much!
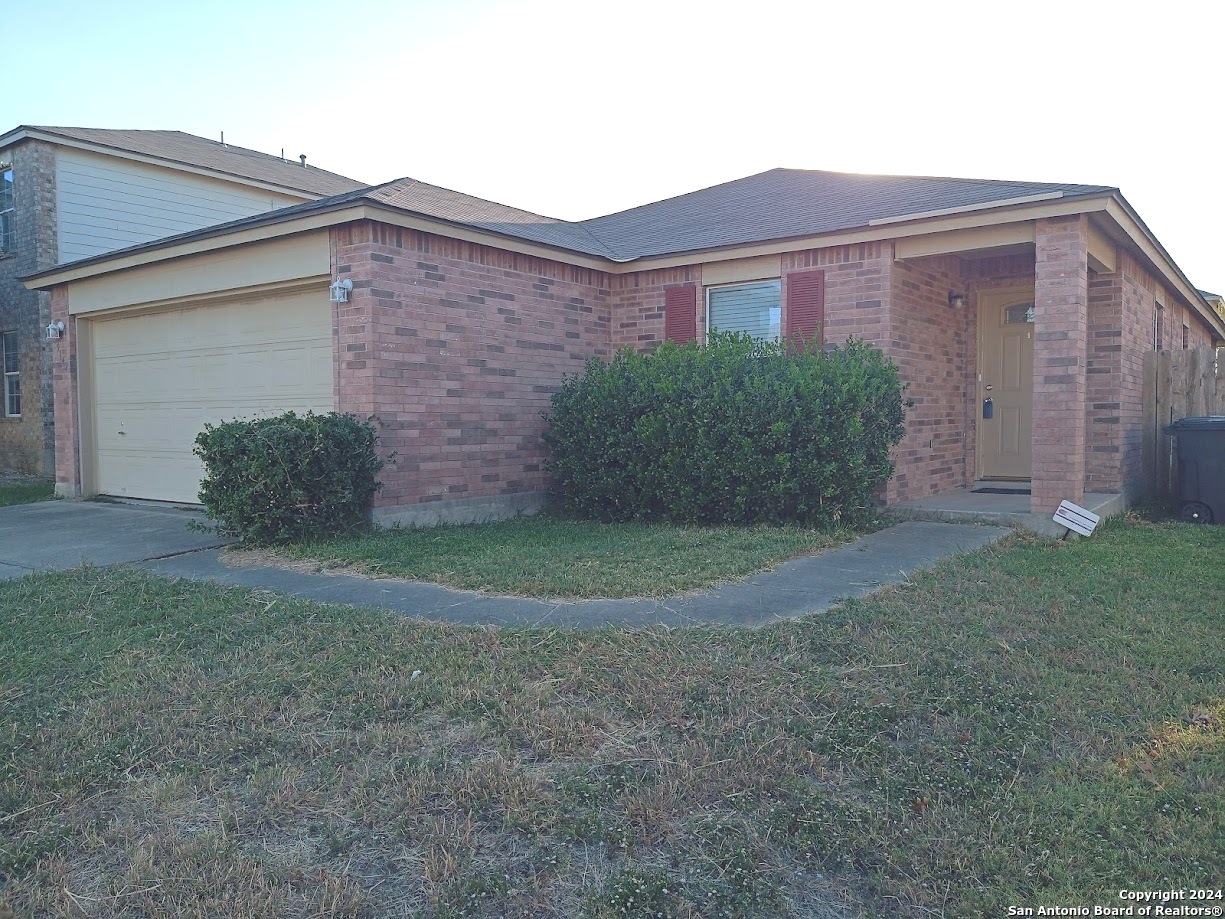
[0,500,231,579]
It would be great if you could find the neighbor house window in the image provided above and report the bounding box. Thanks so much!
[0,166,13,255]
[1154,305,1164,351]
[706,280,782,342]
[1183,324,1189,350]
[2,332,19,417]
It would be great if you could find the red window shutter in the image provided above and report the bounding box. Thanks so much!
[664,284,697,343]
[785,270,825,344]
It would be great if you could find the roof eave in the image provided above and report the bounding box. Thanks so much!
[29,182,1220,341]
[23,187,1126,289]
[1104,194,1225,340]
[614,190,1118,269]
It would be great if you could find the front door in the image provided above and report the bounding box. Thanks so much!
[978,288,1035,480]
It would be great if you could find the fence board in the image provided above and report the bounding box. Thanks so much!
[1142,347,1223,498]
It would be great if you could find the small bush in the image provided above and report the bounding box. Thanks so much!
[543,332,906,527]
[194,412,384,545]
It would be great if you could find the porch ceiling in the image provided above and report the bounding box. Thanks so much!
[894,218,1118,273]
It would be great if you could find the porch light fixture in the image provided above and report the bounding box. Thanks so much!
[329,278,353,303]
[947,291,967,309]
[45,320,65,341]
[1025,305,1036,323]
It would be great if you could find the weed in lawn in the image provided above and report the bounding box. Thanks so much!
[0,517,1221,917]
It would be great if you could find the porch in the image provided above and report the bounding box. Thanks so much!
[879,212,1134,516]
[892,488,1126,537]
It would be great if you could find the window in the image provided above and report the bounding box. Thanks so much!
[706,280,781,342]
[1154,304,1164,351]
[2,332,18,417]
[1183,324,1190,350]
[1006,302,1036,324]
[0,166,12,255]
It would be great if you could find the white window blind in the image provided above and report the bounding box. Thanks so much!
[707,281,781,342]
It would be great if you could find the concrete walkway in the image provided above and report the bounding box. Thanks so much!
[1,500,1010,627]
[139,520,1010,628]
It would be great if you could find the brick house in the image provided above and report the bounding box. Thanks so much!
[0,126,364,474]
[23,168,1225,523]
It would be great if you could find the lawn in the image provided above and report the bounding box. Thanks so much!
[261,515,861,598]
[0,479,54,508]
[1,516,1222,918]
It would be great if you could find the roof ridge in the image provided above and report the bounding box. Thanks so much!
[770,165,1116,192]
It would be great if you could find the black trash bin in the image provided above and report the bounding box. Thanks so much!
[1163,416,1225,524]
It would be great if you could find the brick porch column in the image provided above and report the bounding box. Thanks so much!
[1032,216,1089,512]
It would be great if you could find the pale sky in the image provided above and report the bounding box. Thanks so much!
[9,0,1223,290]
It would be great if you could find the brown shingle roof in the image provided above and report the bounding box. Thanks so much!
[22,167,1121,277]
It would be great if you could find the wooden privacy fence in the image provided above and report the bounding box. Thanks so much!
[1142,348,1224,499]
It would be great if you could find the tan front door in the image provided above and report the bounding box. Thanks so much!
[978,288,1035,480]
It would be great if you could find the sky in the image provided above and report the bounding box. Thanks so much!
[8,0,1223,289]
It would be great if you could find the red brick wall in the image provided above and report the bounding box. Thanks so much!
[1032,216,1090,511]
[320,219,1218,521]
[886,254,973,501]
[1085,269,1124,491]
[612,266,702,351]
[781,243,892,349]
[615,243,894,354]
[331,221,612,519]
[49,284,79,495]
[1117,255,1156,493]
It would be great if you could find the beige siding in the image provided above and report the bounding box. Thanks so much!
[68,231,331,315]
[56,149,305,263]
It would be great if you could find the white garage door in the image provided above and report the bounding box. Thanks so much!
[91,291,334,503]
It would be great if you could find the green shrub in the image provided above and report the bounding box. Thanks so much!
[194,412,384,545]
[543,332,906,527]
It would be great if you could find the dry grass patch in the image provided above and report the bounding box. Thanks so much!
[259,514,863,599]
[1,516,1222,917]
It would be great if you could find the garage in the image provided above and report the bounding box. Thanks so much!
[89,290,334,503]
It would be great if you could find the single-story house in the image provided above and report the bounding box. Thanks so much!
[22,168,1225,524]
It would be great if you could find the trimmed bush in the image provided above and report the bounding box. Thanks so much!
[194,412,384,545]
[543,332,906,527]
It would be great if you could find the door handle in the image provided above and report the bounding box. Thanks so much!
[983,398,994,419]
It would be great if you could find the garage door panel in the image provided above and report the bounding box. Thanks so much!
[91,293,334,503]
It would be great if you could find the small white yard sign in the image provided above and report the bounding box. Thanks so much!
[1053,500,1100,537]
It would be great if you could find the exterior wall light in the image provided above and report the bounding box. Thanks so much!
[46,320,65,341]
[329,278,353,303]
[947,291,967,309]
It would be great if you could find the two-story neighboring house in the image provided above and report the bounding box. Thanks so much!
[0,126,365,474]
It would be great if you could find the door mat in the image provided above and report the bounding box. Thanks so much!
[971,487,1031,495]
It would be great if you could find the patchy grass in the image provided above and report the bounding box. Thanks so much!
[261,514,862,598]
[0,479,54,508]
[1,517,1222,918]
